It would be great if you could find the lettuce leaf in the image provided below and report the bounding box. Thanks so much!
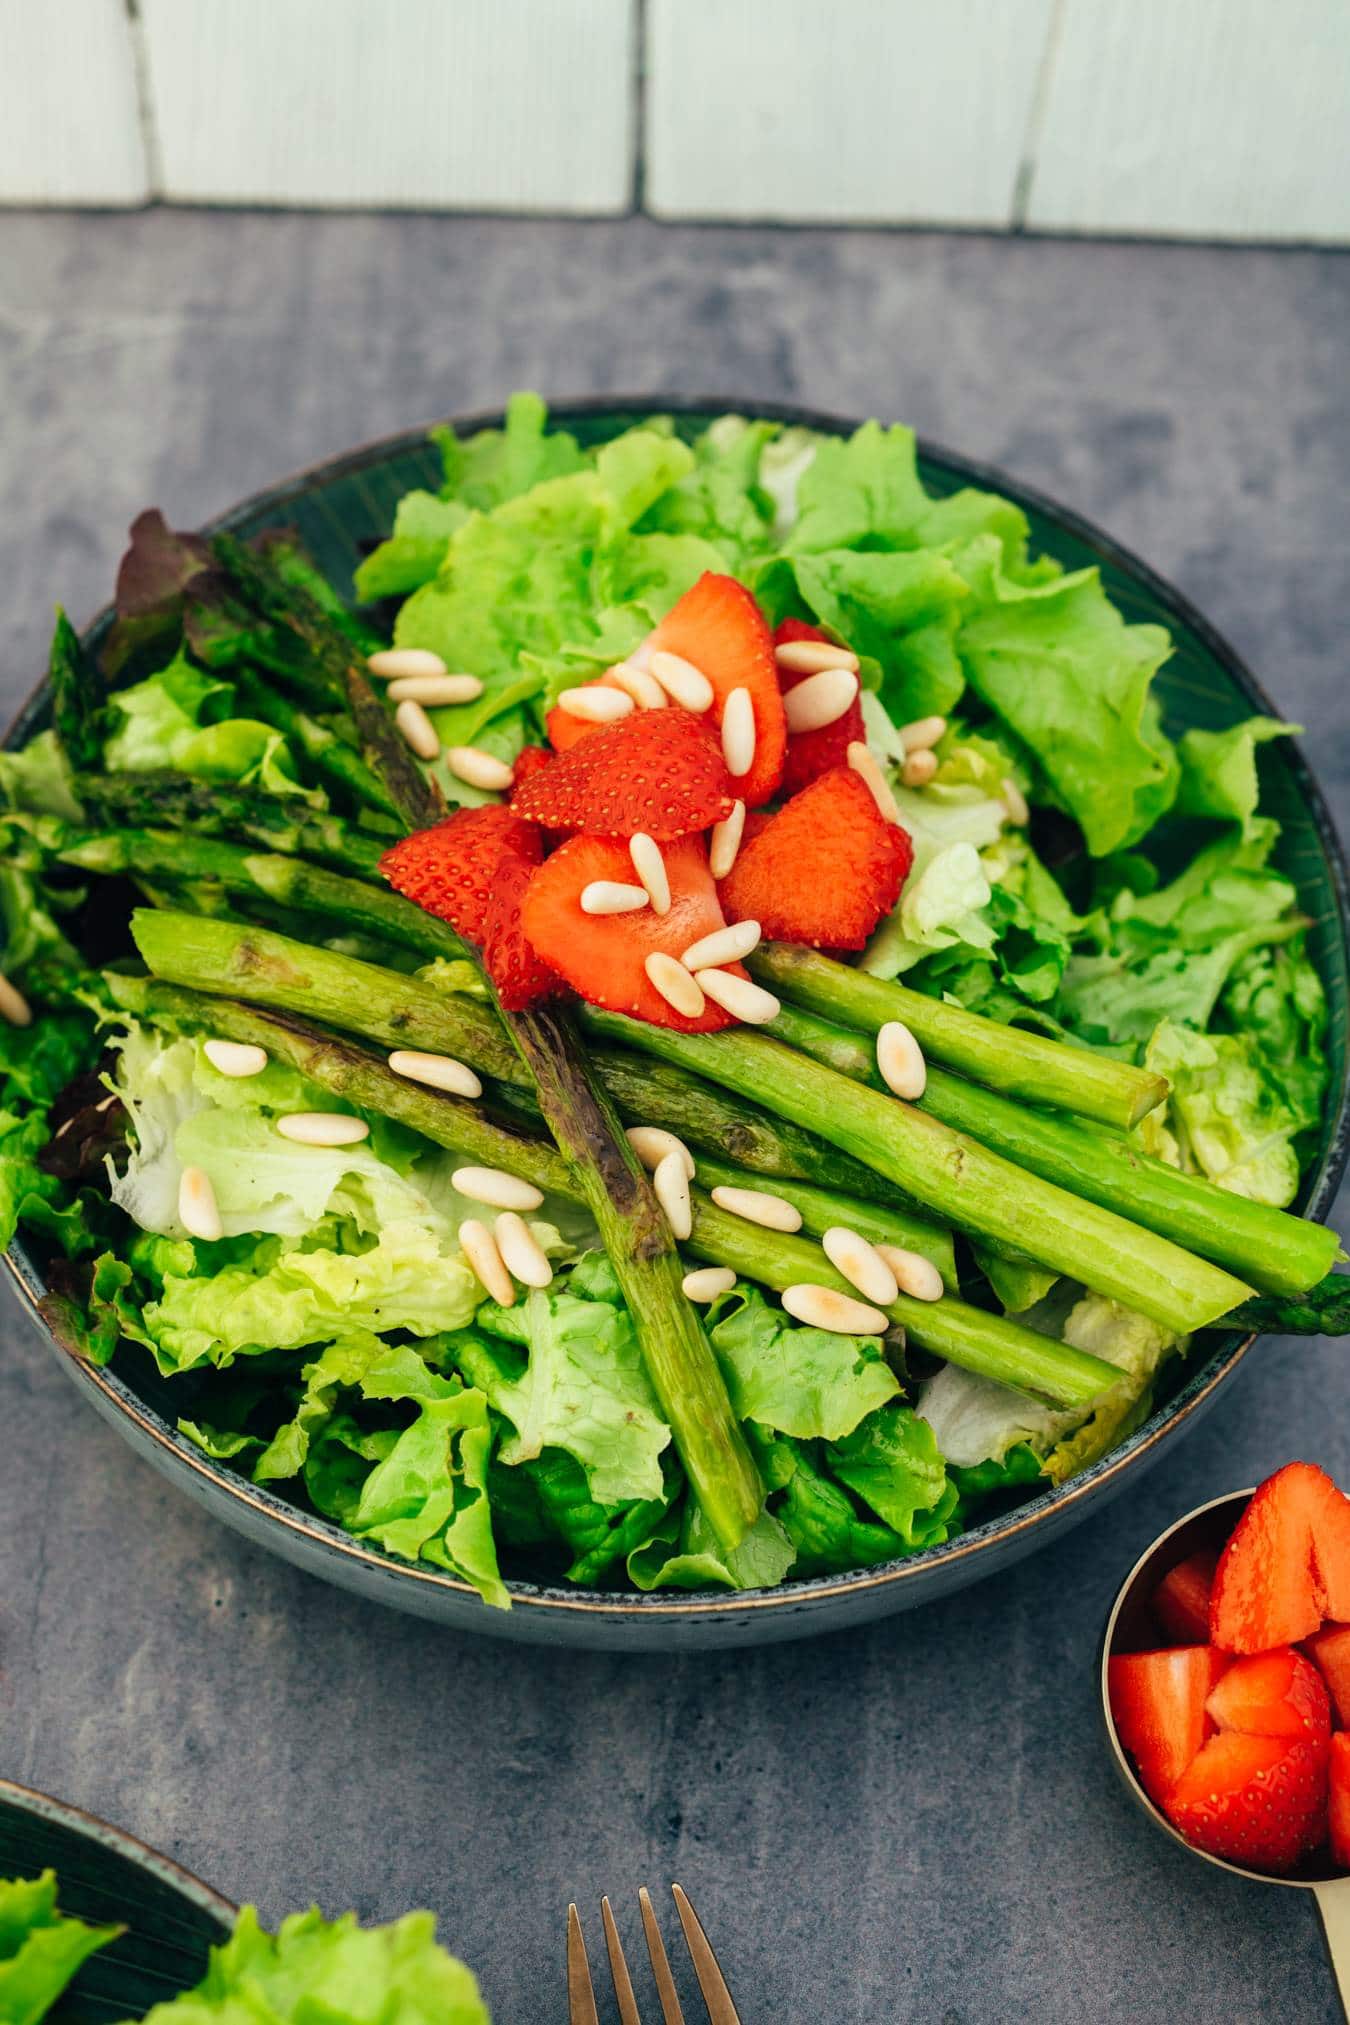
[1175,716,1295,836]
[705,1282,899,1440]
[104,646,311,799]
[627,1498,796,1593]
[0,1869,120,2024]
[512,1448,677,1585]
[1138,1018,1307,1207]
[825,1403,958,1544]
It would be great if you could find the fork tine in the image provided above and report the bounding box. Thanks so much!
[671,1885,741,2024]
[602,1896,644,2025]
[639,1886,686,2025]
[567,1904,601,2025]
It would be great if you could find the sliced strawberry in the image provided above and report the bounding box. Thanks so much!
[1306,1625,1350,1726]
[1207,1649,1332,1753]
[513,708,734,841]
[646,573,785,806]
[1153,1550,1219,1646]
[481,853,559,1010]
[774,618,867,795]
[1211,1462,1350,1655]
[380,806,542,943]
[719,766,912,950]
[511,744,555,787]
[1108,1646,1228,1807]
[520,833,740,1033]
[545,672,632,755]
[1330,1733,1350,1866]
[1165,1732,1327,1872]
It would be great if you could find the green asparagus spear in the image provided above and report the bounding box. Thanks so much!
[48,608,104,771]
[72,770,392,878]
[689,1153,957,1290]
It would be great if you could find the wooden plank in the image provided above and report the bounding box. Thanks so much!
[139,0,636,212]
[0,0,148,205]
[1029,0,1350,241]
[644,0,1055,225]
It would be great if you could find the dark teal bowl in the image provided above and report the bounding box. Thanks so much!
[5,400,1347,1648]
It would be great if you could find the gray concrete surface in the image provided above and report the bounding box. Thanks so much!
[0,212,1347,2023]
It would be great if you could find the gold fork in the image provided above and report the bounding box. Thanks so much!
[567,1884,742,2023]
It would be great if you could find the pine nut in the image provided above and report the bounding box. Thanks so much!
[388,1049,482,1099]
[1001,775,1030,826]
[775,640,860,675]
[367,647,447,680]
[846,742,901,823]
[178,1165,223,1242]
[709,1184,801,1232]
[782,1284,889,1334]
[822,1226,899,1306]
[709,799,746,878]
[783,666,859,733]
[649,650,714,712]
[556,685,634,723]
[460,1218,515,1306]
[445,746,515,792]
[683,1266,736,1303]
[609,662,666,709]
[875,1244,944,1303]
[681,919,761,970]
[581,881,649,915]
[396,698,440,761]
[876,1021,927,1101]
[387,673,484,706]
[629,833,670,915]
[494,1210,553,1289]
[697,968,780,1024]
[451,1165,544,1212]
[901,749,939,789]
[897,714,947,753]
[626,1125,695,1178]
[653,1148,692,1240]
[277,1112,370,1146]
[721,686,756,777]
[0,973,32,1028]
[645,952,705,1019]
[203,1038,268,1078]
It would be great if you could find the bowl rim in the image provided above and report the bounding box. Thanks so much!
[6,393,1348,1624]
[0,1774,238,1927]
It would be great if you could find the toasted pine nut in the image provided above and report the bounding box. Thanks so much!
[774,640,860,675]
[709,1184,801,1232]
[178,1165,223,1242]
[367,647,447,680]
[277,1112,371,1146]
[203,1038,268,1078]
[0,972,32,1028]
[875,1244,944,1303]
[901,749,938,789]
[653,1148,692,1240]
[721,686,756,777]
[709,798,746,878]
[460,1218,515,1305]
[876,1021,927,1101]
[822,1227,899,1306]
[846,742,901,823]
[451,1165,544,1212]
[494,1210,553,1289]
[697,968,780,1024]
[681,920,761,970]
[609,662,666,709]
[783,666,859,733]
[388,1049,482,1099]
[683,1266,737,1303]
[649,650,714,712]
[782,1284,889,1334]
[897,714,947,752]
[1001,775,1031,826]
[387,673,485,706]
[625,1125,695,1178]
[580,881,649,916]
[645,952,705,1018]
[395,698,440,761]
[445,746,515,792]
[556,685,634,723]
[629,833,670,915]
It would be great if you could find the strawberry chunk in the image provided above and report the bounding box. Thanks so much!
[1330,1734,1350,1866]
[520,834,740,1032]
[482,853,559,1010]
[718,766,912,950]
[380,806,542,944]
[774,618,867,795]
[1206,1648,1332,1752]
[1305,1625,1350,1726]
[545,672,632,755]
[647,573,785,806]
[1108,1646,1227,1807]
[1165,1732,1327,1873]
[514,709,734,841]
[511,743,555,788]
[1153,1550,1219,1646]
[1211,1462,1350,1655]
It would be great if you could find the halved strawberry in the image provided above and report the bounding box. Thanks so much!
[513,709,734,840]
[1206,1649,1331,1752]
[718,766,912,950]
[380,806,542,943]
[1306,1625,1350,1726]
[545,672,632,755]
[774,618,867,795]
[481,853,559,1010]
[1211,1463,1350,1655]
[1165,1732,1327,1872]
[1153,1550,1219,1647]
[511,744,555,788]
[646,573,785,806]
[520,834,740,1032]
[1330,1733,1350,1866]
[1108,1646,1228,1807]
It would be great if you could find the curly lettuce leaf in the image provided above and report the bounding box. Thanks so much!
[627,1497,795,1593]
[705,1282,899,1441]
[512,1448,678,1585]
[824,1403,958,1544]
[0,1869,120,2025]
[104,645,311,799]
[1138,1018,1307,1207]
[1175,716,1296,836]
